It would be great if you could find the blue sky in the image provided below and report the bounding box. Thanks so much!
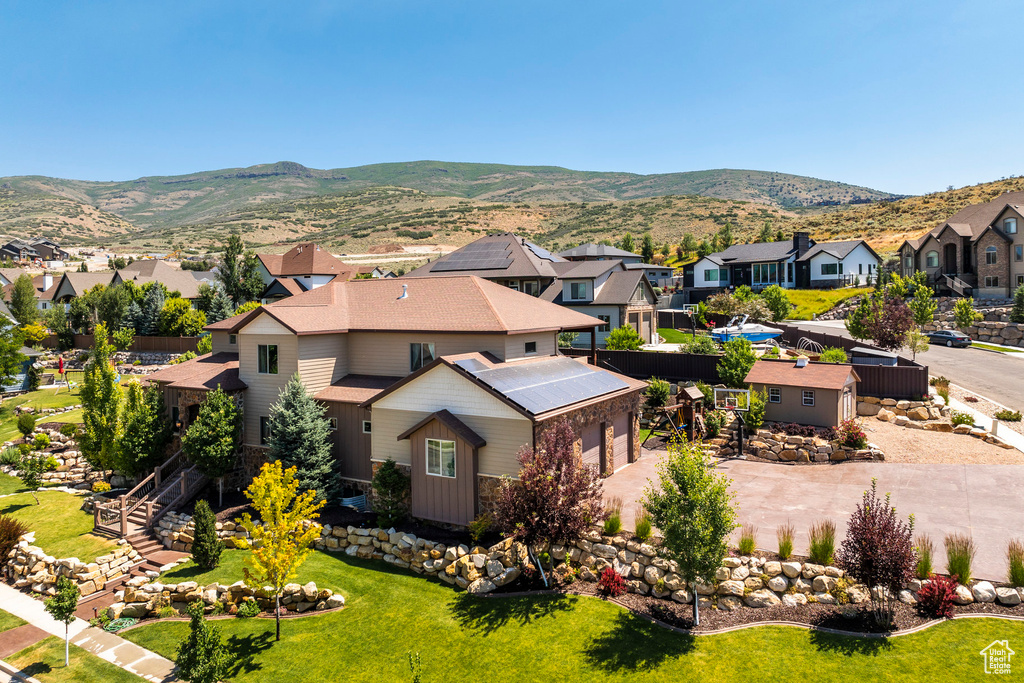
[1,1,1020,195]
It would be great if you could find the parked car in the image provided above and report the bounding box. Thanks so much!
[926,330,972,348]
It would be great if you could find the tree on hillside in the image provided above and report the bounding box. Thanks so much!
[495,419,605,587]
[618,233,635,254]
[775,228,785,242]
[80,324,122,478]
[758,221,774,243]
[116,381,172,477]
[696,240,711,258]
[682,233,697,254]
[236,461,326,641]
[717,223,734,250]
[640,233,655,263]
[182,387,241,500]
[643,438,736,626]
[267,374,336,503]
[9,274,38,325]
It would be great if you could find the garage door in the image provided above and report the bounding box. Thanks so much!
[581,423,602,470]
[613,413,630,466]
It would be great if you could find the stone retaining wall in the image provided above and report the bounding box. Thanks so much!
[860,396,1015,449]
[5,535,140,598]
[1,422,103,487]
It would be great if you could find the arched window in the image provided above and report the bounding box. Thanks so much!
[986,246,998,265]
[925,251,939,268]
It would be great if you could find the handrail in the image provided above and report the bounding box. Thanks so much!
[118,448,186,516]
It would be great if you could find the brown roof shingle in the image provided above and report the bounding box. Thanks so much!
[258,243,356,278]
[314,375,399,403]
[144,352,246,391]
[744,359,859,391]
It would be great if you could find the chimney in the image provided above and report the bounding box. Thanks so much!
[398,284,408,300]
[42,272,53,291]
[795,357,808,368]
[793,232,810,258]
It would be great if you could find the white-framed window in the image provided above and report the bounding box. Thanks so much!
[1005,218,1018,234]
[820,263,839,276]
[1015,246,1023,262]
[985,276,999,288]
[597,315,611,332]
[986,246,998,265]
[506,281,520,291]
[768,387,781,403]
[410,342,435,372]
[525,341,537,355]
[362,420,371,434]
[523,281,539,297]
[925,251,939,268]
[426,438,456,478]
[257,345,278,374]
[802,390,815,406]
[327,417,338,431]
[704,268,719,282]
[229,334,237,345]
[570,282,587,300]
[260,416,272,444]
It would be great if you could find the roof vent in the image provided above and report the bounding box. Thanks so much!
[795,357,808,368]
[397,284,408,300]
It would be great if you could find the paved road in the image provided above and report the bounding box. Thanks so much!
[789,320,1024,410]
[604,450,1024,582]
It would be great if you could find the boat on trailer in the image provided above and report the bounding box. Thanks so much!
[710,315,783,343]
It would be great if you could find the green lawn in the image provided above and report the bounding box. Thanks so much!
[787,287,873,320]
[972,342,1024,353]
[124,549,1024,682]
[657,328,690,344]
[0,608,27,634]
[0,471,30,496]
[0,475,114,560]
[0,385,83,442]
[6,637,143,682]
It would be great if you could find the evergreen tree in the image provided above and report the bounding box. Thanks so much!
[182,387,241,481]
[1011,284,1024,324]
[191,499,223,570]
[217,233,245,306]
[717,222,734,250]
[640,232,656,263]
[758,221,774,243]
[123,300,143,331]
[0,316,26,387]
[78,261,89,272]
[681,233,698,254]
[696,240,711,258]
[205,288,234,324]
[267,374,335,502]
[138,283,165,335]
[775,228,785,242]
[116,381,172,477]
[80,324,122,478]
[9,274,38,325]
[618,233,635,254]
[175,601,228,683]
[238,250,266,304]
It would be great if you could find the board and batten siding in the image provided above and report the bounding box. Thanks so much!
[409,419,478,526]
[297,334,348,395]
[325,401,373,481]
[347,332,508,377]
[236,315,298,446]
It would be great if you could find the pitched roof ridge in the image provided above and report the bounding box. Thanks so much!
[472,276,508,331]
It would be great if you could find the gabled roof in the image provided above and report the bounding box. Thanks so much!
[397,409,486,448]
[744,359,860,390]
[113,260,203,299]
[52,272,115,299]
[556,243,641,260]
[1,274,58,302]
[0,268,26,285]
[143,352,246,391]
[707,239,802,265]
[594,270,654,305]
[904,191,1024,251]
[261,277,307,300]
[555,260,625,279]
[796,239,881,263]
[206,275,603,335]
[403,232,567,280]
[257,243,354,278]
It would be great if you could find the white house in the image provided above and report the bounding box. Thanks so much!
[799,240,880,286]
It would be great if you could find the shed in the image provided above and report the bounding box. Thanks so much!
[849,346,899,367]
[744,359,860,428]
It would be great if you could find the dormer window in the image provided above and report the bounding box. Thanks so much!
[1005,218,1018,234]
[570,282,587,300]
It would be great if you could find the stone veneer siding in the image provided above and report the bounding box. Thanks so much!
[534,389,643,476]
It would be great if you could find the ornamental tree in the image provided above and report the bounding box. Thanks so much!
[953,297,981,330]
[182,387,241,491]
[115,381,172,477]
[159,298,207,337]
[191,499,222,570]
[267,374,336,503]
[643,438,737,626]
[9,274,38,325]
[835,479,916,628]
[717,337,756,388]
[235,461,326,641]
[864,295,915,351]
[44,576,80,667]
[79,323,122,479]
[495,419,605,586]
[909,284,937,326]
[175,600,228,683]
[759,285,791,322]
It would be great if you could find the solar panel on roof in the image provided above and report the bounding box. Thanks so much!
[469,357,628,414]
[432,241,514,272]
[454,357,489,372]
[523,242,564,262]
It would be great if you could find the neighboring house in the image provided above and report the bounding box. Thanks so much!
[0,268,27,287]
[684,232,880,297]
[112,260,204,301]
[624,262,675,288]
[556,243,643,264]
[744,359,859,428]
[51,272,116,305]
[898,191,1024,298]
[539,260,658,346]
[0,238,69,263]
[0,240,39,262]
[144,276,644,527]
[2,272,61,313]
[2,346,43,394]
[27,238,70,262]
[257,243,359,302]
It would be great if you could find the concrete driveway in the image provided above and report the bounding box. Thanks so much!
[604,450,1024,582]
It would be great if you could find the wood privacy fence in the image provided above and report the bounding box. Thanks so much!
[40,334,202,355]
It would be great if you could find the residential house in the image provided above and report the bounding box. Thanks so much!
[0,238,69,263]
[144,276,645,527]
[0,240,40,262]
[624,262,675,288]
[744,359,859,428]
[684,232,880,299]
[111,260,204,301]
[539,260,658,346]
[257,243,359,303]
[0,272,59,313]
[50,272,115,307]
[898,191,1024,298]
[556,243,643,264]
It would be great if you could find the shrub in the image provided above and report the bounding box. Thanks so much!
[717,337,757,388]
[944,532,976,583]
[112,327,135,352]
[91,481,112,493]
[603,497,623,535]
[606,325,643,351]
[808,519,836,565]
[17,443,31,456]
[760,285,792,322]
[33,433,50,451]
[197,335,213,355]
[468,513,492,545]
[738,523,757,555]
[597,566,626,598]
[680,335,719,355]
[745,389,766,432]
[0,447,20,467]
[155,605,179,619]
[837,419,867,449]
[169,350,197,365]
[704,409,726,438]
[1008,539,1024,588]
[935,386,950,406]
[59,423,77,437]
[26,365,42,392]
[0,514,29,562]
[929,376,950,387]
[371,458,410,527]
[634,506,653,542]
[236,599,261,618]
[915,533,934,580]
[819,347,848,363]
[191,499,223,570]
[17,413,35,438]
[916,574,958,619]
[777,521,795,560]
[950,410,974,427]
[963,395,979,403]
[994,409,1022,422]
[694,381,715,410]
[1012,284,1024,324]
[645,378,670,409]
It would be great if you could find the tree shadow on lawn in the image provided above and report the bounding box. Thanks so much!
[224,630,276,678]
[808,629,893,657]
[584,610,695,673]
[450,592,579,636]
[17,661,52,679]
[0,502,31,515]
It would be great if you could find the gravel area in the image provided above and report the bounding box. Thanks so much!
[948,383,1024,437]
[862,419,1024,464]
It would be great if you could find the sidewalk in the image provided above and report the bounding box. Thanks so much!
[0,584,176,682]
[947,395,1024,454]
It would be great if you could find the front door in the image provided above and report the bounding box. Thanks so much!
[944,243,957,275]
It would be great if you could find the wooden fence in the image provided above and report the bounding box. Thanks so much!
[40,334,202,355]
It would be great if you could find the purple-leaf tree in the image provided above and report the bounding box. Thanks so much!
[835,478,916,627]
[495,419,605,586]
[865,296,916,351]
